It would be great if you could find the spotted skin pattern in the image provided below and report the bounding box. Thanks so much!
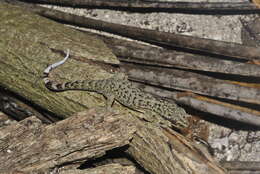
[43,50,190,128]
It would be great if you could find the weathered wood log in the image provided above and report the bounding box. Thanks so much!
[100,35,260,77]
[126,116,227,174]
[8,0,260,60]
[0,109,136,173]
[221,161,260,174]
[0,111,17,127]
[241,17,260,47]
[0,112,227,174]
[0,89,54,123]
[133,82,260,127]
[0,2,227,174]
[59,164,138,174]
[71,31,260,127]
[0,1,118,118]
[121,63,260,105]
[6,0,260,115]
[19,0,260,12]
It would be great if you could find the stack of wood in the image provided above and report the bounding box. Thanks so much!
[0,0,259,174]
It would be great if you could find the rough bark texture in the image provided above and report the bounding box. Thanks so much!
[19,0,260,12]
[121,63,260,105]
[59,164,138,174]
[133,83,260,127]
[0,2,118,118]
[101,35,260,77]
[0,109,136,173]
[126,118,227,174]
[4,1,260,127]
[0,3,227,174]
[75,32,260,127]
[0,112,227,174]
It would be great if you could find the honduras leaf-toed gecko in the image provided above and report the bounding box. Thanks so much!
[43,50,190,128]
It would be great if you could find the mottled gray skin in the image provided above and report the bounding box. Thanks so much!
[43,52,189,128]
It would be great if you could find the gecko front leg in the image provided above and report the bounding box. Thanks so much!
[105,94,115,111]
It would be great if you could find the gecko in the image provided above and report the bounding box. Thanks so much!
[43,49,190,129]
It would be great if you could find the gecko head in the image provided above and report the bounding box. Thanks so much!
[163,106,190,129]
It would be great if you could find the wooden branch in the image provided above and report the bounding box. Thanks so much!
[0,109,136,173]
[99,35,260,77]
[73,31,260,127]
[0,89,54,123]
[121,63,260,105]
[19,0,260,12]
[6,0,260,61]
[0,1,118,118]
[134,83,260,127]
[0,109,227,174]
[0,91,33,120]
[59,164,138,174]
[221,161,260,174]
[126,117,227,174]
[12,0,260,60]
[176,93,260,127]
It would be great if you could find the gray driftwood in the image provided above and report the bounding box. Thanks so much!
[101,36,260,77]
[9,0,260,60]
[121,63,260,105]
[19,0,260,12]
[221,161,260,174]
[133,83,260,127]
[0,2,227,174]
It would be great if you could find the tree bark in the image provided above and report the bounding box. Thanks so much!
[0,2,227,174]
[0,2,118,118]
[126,117,227,174]
[19,0,260,12]
[0,110,227,174]
[0,109,136,173]
[59,164,138,174]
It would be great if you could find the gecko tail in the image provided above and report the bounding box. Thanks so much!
[43,49,70,91]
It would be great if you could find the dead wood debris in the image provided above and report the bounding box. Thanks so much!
[10,0,260,61]
[0,109,136,173]
[18,0,260,12]
[0,1,259,173]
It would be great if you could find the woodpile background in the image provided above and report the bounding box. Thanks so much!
[0,0,259,174]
